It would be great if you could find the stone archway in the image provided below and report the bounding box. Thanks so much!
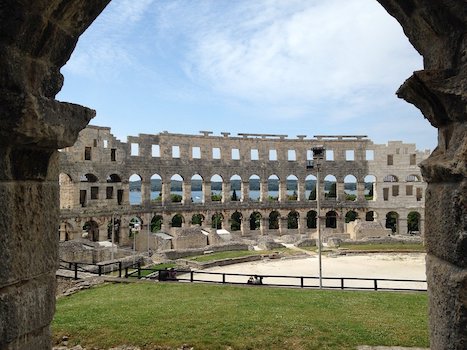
[0,1,465,349]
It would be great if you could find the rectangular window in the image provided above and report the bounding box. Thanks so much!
[111,148,116,161]
[410,154,417,165]
[365,150,374,161]
[212,147,221,159]
[231,148,240,160]
[251,149,259,160]
[131,143,139,156]
[306,150,313,160]
[269,149,277,161]
[345,150,355,161]
[152,145,160,157]
[117,189,124,205]
[392,185,399,197]
[103,140,108,148]
[406,185,413,196]
[416,188,423,201]
[91,186,99,200]
[288,150,296,161]
[84,147,91,160]
[387,154,393,165]
[326,150,334,161]
[192,146,201,159]
[383,188,389,201]
[79,190,87,207]
[172,145,180,158]
[106,186,114,199]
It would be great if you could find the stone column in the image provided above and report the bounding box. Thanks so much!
[241,181,249,202]
[336,182,344,201]
[222,182,230,203]
[141,179,151,207]
[399,217,408,235]
[203,181,211,203]
[279,180,287,202]
[299,215,308,235]
[260,181,268,202]
[240,216,248,236]
[357,182,365,201]
[377,2,467,348]
[297,180,306,202]
[161,181,170,205]
[261,217,268,235]
[0,2,109,348]
[183,181,191,204]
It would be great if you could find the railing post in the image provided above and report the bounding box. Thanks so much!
[74,263,78,280]
[341,278,344,290]
[119,261,122,278]
[137,262,141,279]
[190,271,194,282]
[300,277,304,288]
[98,265,102,276]
[374,279,378,291]
[222,273,225,284]
[125,267,129,278]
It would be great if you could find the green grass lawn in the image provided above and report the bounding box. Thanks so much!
[339,243,425,252]
[53,283,429,350]
[188,248,302,262]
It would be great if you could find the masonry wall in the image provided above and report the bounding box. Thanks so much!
[59,126,427,246]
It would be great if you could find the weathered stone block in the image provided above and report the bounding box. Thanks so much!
[426,254,467,350]
[0,273,56,347]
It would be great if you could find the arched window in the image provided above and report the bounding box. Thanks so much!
[344,175,357,201]
[325,211,337,228]
[191,174,203,203]
[287,211,299,229]
[268,175,279,201]
[129,174,142,205]
[286,175,298,201]
[306,210,317,229]
[324,175,337,199]
[230,174,242,201]
[249,212,261,230]
[269,211,280,229]
[231,211,242,231]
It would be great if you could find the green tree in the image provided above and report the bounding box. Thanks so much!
[308,187,316,200]
[192,214,204,226]
[151,215,163,232]
[407,212,420,232]
[231,189,238,201]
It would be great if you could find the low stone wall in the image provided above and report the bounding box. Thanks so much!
[342,235,423,245]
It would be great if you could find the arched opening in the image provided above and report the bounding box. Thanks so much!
[211,174,223,201]
[129,217,142,238]
[269,211,280,229]
[345,210,358,223]
[406,174,421,182]
[249,212,261,230]
[230,174,242,201]
[151,214,163,232]
[59,221,74,241]
[325,211,337,228]
[268,174,279,201]
[150,174,162,202]
[306,210,317,229]
[287,211,299,229]
[365,211,375,221]
[82,220,99,242]
[385,211,399,233]
[107,173,121,183]
[230,211,242,231]
[286,175,298,201]
[407,211,421,233]
[212,213,224,229]
[249,174,260,201]
[305,174,317,200]
[324,175,337,199]
[171,214,184,228]
[383,174,399,182]
[80,173,98,182]
[364,175,376,201]
[344,175,357,201]
[129,174,142,205]
[170,174,183,202]
[59,173,73,209]
[192,213,205,226]
[191,174,204,203]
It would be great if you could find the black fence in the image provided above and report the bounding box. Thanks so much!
[59,260,427,292]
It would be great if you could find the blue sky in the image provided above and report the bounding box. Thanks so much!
[57,0,437,150]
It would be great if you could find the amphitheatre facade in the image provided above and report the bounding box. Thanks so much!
[59,125,428,247]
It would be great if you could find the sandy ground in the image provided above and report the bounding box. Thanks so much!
[197,253,427,290]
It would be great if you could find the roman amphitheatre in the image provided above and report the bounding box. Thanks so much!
[0,1,465,350]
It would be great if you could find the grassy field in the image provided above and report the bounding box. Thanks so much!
[188,247,303,262]
[339,243,425,252]
[53,283,429,350]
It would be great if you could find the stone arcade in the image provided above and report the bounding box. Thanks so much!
[59,125,428,247]
[0,1,465,349]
